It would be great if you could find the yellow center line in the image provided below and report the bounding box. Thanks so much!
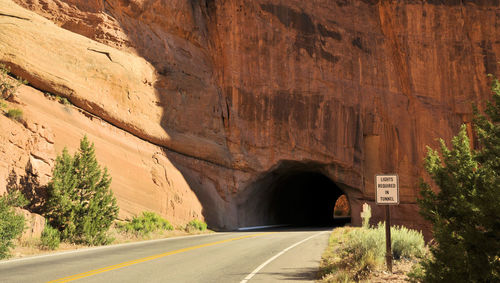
[47,232,275,283]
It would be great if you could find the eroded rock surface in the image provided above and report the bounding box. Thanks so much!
[0,108,55,196]
[1,0,499,231]
[9,84,204,226]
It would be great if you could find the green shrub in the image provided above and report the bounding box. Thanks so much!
[119,212,173,236]
[0,64,16,99]
[45,136,119,246]
[0,64,26,100]
[0,99,6,109]
[319,227,385,282]
[346,226,384,261]
[43,92,71,105]
[347,223,426,261]
[339,227,384,280]
[6,108,23,121]
[356,223,426,260]
[0,196,25,259]
[390,225,425,259]
[185,219,207,232]
[40,224,60,250]
[4,189,29,208]
[407,262,426,283]
[58,96,70,105]
[320,224,426,282]
[418,77,500,282]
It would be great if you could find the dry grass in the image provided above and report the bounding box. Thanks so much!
[7,225,213,260]
[109,224,213,244]
[318,226,426,282]
[10,238,87,259]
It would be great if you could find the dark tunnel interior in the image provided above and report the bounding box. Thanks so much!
[269,171,342,226]
[238,162,351,228]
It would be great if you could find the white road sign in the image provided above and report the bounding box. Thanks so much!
[375,174,399,205]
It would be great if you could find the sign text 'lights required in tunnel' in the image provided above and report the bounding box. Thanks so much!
[375,174,399,205]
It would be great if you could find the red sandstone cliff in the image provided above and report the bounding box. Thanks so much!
[1,0,499,231]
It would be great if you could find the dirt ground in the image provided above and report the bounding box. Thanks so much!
[9,228,213,260]
[368,259,416,282]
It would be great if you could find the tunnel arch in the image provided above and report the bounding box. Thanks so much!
[237,160,351,227]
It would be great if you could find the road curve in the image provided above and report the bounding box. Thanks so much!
[0,228,331,283]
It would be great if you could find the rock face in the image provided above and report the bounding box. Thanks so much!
[1,0,499,232]
[14,208,45,240]
[10,84,204,226]
[0,103,55,197]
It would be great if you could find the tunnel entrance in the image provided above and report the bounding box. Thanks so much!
[238,161,350,228]
[269,171,341,226]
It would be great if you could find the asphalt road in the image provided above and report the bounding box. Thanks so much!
[0,227,331,283]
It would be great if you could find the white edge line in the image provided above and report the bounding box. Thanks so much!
[237,224,289,231]
[240,231,328,283]
[0,232,225,265]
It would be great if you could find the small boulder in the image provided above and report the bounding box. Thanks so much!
[14,207,45,240]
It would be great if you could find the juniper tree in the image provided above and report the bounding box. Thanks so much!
[45,136,118,245]
[418,78,500,282]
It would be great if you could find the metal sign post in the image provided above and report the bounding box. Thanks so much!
[375,174,399,273]
[385,205,392,272]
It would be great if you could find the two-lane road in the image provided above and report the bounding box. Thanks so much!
[0,228,331,282]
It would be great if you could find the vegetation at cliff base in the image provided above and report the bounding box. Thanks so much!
[45,135,119,246]
[0,196,25,259]
[39,223,60,250]
[417,77,500,282]
[185,219,207,232]
[2,134,209,257]
[118,212,173,236]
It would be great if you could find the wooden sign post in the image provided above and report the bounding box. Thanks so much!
[375,174,399,273]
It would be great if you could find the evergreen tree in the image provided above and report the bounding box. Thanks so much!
[418,78,500,282]
[45,136,118,245]
[0,196,24,259]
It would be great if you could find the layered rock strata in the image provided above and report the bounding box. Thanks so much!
[1,0,499,232]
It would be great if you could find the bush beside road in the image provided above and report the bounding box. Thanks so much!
[318,225,426,282]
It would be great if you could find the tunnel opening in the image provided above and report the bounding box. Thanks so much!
[238,161,351,228]
[333,194,351,218]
